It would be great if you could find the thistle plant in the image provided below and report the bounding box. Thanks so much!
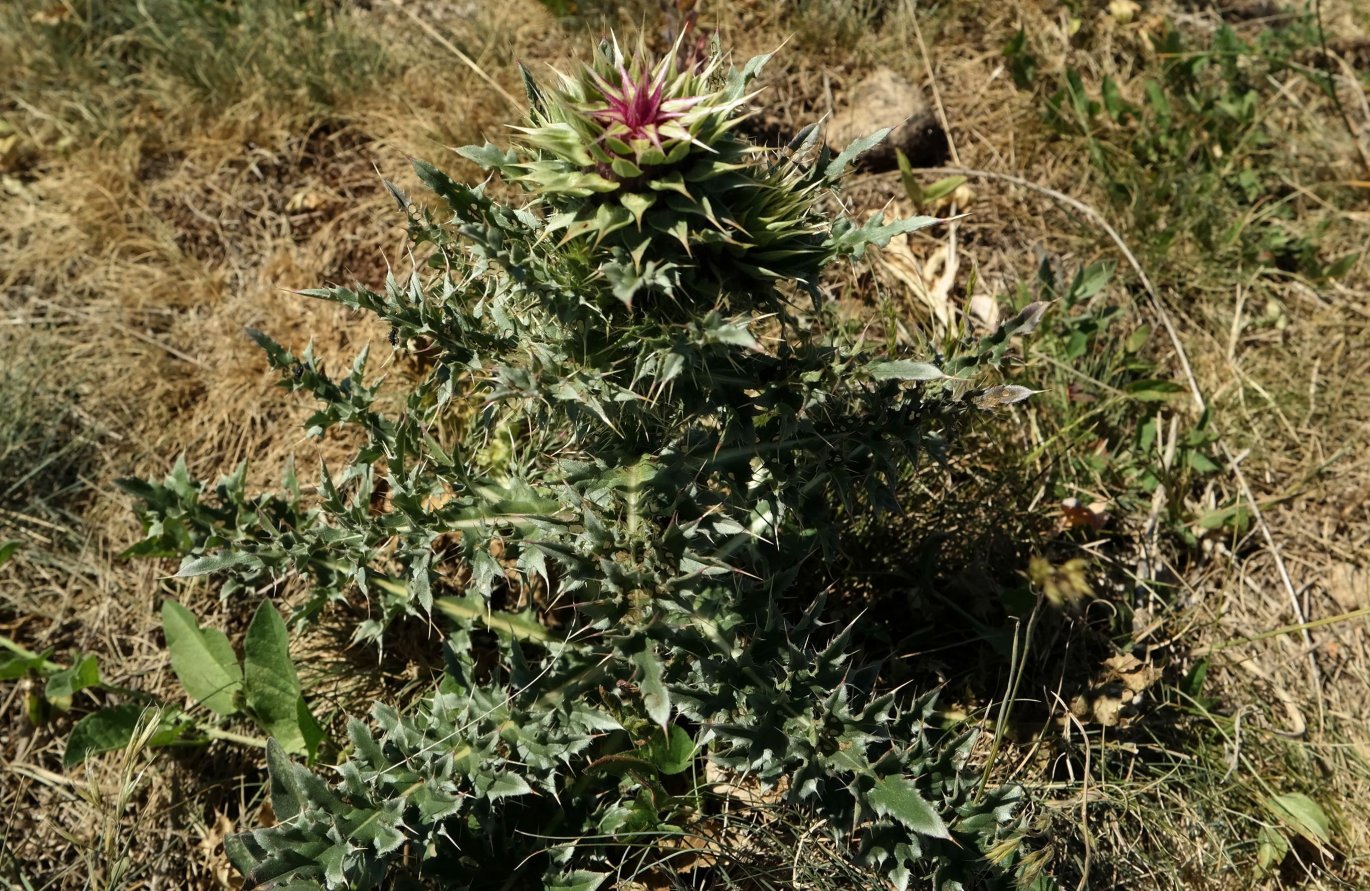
[469,37,908,305]
[117,36,1049,891]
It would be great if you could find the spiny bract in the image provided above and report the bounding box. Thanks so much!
[462,37,863,305]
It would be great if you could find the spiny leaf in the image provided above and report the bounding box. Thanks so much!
[176,551,253,578]
[546,872,607,891]
[487,773,534,800]
[632,644,671,729]
[866,775,950,839]
[436,597,552,644]
[825,128,891,180]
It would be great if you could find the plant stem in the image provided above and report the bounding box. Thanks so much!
[203,726,269,748]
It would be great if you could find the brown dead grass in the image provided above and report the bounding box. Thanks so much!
[1,0,1368,887]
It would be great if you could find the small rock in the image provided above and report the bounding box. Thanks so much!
[828,67,949,172]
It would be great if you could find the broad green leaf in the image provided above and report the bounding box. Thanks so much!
[162,599,242,717]
[64,704,186,768]
[1187,449,1221,474]
[1264,793,1331,846]
[867,775,950,838]
[0,650,47,681]
[44,654,101,712]
[1197,503,1251,532]
[640,725,696,776]
[1067,260,1114,303]
[868,360,944,382]
[895,148,921,204]
[243,602,323,759]
[1256,825,1290,874]
[0,540,19,567]
[1181,658,1209,698]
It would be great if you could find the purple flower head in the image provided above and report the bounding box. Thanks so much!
[588,61,704,150]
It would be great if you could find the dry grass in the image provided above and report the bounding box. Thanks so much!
[1,0,1368,887]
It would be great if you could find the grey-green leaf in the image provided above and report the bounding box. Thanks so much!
[545,872,607,891]
[1001,301,1049,336]
[867,775,950,838]
[487,773,534,800]
[825,128,890,181]
[974,385,1039,410]
[704,319,761,351]
[265,738,340,822]
[868,360,944,382]
[632,644,670,729]
[176,551,252,578]
[162,599,242,717]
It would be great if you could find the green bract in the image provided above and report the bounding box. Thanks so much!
[119,36,1050,891]
[462,39,918,305]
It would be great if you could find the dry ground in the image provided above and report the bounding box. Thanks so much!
[1,0,1368,888]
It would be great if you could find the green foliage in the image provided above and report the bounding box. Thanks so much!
[118,38,1048,889]
[1019,19,1357,280]
[1016,258,1234,545]
[163,598,242,718]
[45,599,323,767]
[0,633,105,728]
[64,704,191,768]
[242,601,326,759]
